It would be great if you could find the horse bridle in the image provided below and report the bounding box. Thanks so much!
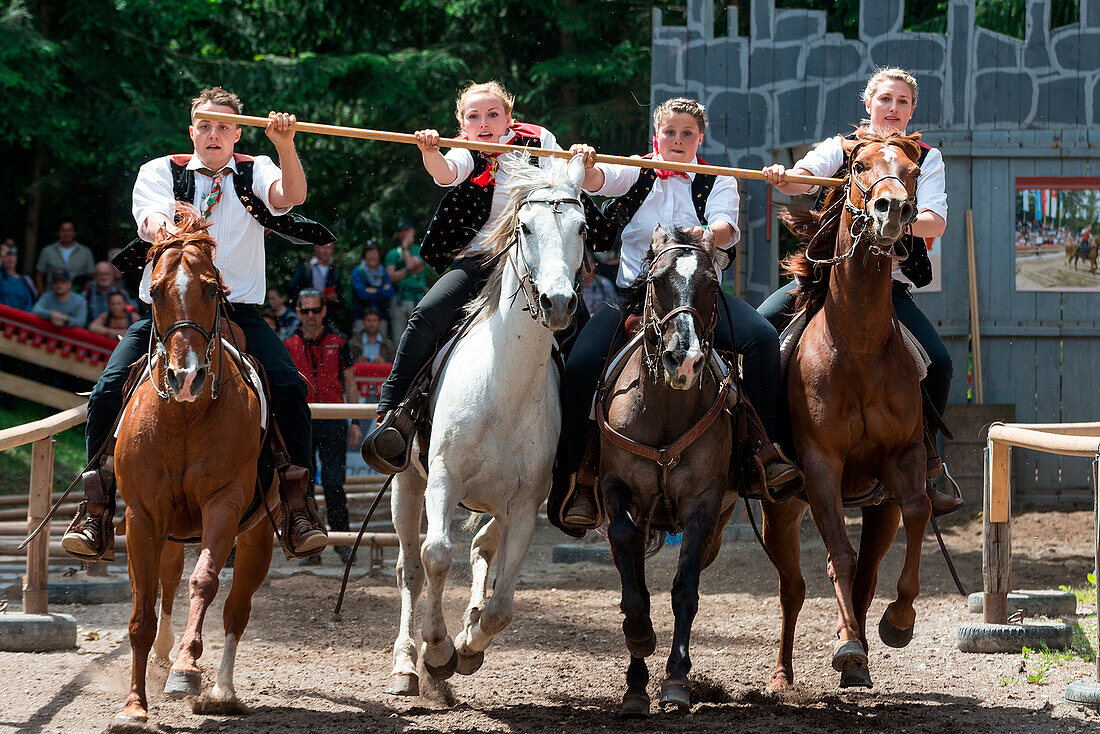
[641,243,719,380]
[509,195,585,323]
[146,244,226,402]
[805,153,919,268]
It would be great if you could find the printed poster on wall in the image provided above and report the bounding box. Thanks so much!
[1015,177,1100,292]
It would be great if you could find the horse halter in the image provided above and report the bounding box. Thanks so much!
[641,243,719,380]
[509,195,584,323]
[147,245,226,402]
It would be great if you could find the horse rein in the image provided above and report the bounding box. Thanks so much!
[508,195,584,323]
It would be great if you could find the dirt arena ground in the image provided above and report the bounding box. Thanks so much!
[1015,250,1100,290]
[2,508,1098,733]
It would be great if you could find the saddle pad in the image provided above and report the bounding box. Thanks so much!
[779,308,929,383]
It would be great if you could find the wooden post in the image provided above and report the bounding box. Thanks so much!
[23,437,54,614]
[983,442,1012,624]
[965,209,984,403]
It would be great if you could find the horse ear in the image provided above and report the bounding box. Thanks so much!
[566,153,585,188]
[713,247,732,271]
[841,137,861,156]
[700,226,716,248]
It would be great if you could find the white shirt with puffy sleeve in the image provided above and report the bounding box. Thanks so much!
[594,157,740,288]
[132,154,290,305]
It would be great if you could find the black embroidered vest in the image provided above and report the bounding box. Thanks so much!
[820,133,935,288]
[112,153,335,274]
[603,157,716,239]
[419,125,615,272]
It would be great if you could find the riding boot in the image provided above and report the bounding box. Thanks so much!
[754,440,803,500]
[278,465,327,558]
[361,407,416,474]
[925,423,964,517]
[61,455,116,562]
[549,430,601,536]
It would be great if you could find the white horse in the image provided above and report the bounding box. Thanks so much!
[386,153,588,696]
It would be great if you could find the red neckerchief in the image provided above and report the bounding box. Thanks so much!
[458,123,545,188]
[652,137,689,180]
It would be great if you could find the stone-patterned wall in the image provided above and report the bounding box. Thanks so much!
[650,0,1100,301]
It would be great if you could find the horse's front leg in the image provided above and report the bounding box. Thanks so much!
[879,442,930,649]
[420,463,459,680]
[165,502,237,699]
[661,491,722,712]
[762,496,808,690]
[801,447,866,676]
[603,479,653,718]
[388,469,426,696]
[153,539,185,664]
[118,510,164,722]
[453,516,499,676]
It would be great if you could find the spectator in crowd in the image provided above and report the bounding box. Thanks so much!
[83,260,133,325]
[385,217,427,338]
[88,291,139,339]
[351,308,396,364]
[266,285,300,340]
[261,308,280,333]
[283,289,361,565]
[35,219,95,293]
[351,241,393,324]
[32,268,88,328]
[580,256,616,317]
[289,241,342,309]
[1,240,38,311]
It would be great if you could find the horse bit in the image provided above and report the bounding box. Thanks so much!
[509,195,585,322]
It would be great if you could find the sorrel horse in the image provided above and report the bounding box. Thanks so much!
[763,132,929,690]
[386,154,587,696]
[114,206,276,722]
[597,226,737,717]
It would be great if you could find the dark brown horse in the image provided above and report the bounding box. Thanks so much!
[114,206,276,723]
[764,132,929,690]
[597,226,738,717]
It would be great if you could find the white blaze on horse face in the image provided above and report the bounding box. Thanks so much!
[880,146,897,163]
[670,252,704,387]
[171,263,201,402]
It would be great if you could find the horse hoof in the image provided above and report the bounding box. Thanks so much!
[424,648,458,680]
[456,650,485,676]
[620,692,651,719]
[659,681,691,712]
[386,672,420,697]
[625,630,657,658]
[878,611,915,648]
[190,696,248,715]
[830,639,868,673]
[840,666,873,688]
[163,669,202,698]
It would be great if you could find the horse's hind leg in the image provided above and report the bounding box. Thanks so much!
[880,445,930,649]
[166,506,237,699]
[153,540,185,664]
[119,512,165,722]
[388,469,426,695]
[454,516,499,675]
[762,497,808,690]
[203,519,273,711]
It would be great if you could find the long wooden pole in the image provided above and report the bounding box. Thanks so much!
[198,111,843,188]
[965,209,984,404]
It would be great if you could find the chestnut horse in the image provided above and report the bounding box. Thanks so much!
[114,206,276,723]
[598,226,737,717]
[763,132,930,690]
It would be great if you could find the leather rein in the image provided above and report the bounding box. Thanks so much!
[596,243,734,531]
[507,195,585,323]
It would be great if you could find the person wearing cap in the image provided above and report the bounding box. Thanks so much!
[384,217,426,338]
[32,268,88,328]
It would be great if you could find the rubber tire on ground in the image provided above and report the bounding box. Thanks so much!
[551,544,613,564]
[0,613,77,652]
[1065,681,1100,711]
[49,574,132,605]
[955,621,1073,653]
[966,590,1078,618]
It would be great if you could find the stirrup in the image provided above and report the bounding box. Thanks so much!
[929,463,965,518]
[361,409,414,474]
[60,501,115,562]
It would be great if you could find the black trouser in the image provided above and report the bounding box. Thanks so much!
[85,304,312,469]
[561,290,781,472]
[756,279,953,421]
[378,257,492,413]
[311,418,349,532]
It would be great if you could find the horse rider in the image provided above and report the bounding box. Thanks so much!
[759,67,963,516]
[62,86,331,561]
[361,80,607,472]
[550,96,801,535]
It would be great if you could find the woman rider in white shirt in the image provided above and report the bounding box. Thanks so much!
[758,67,961,516]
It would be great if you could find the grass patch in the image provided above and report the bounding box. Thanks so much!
[1060,572,1098,610]
[0,397,87,495]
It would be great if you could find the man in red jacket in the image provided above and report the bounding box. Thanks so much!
[284,289,363,564]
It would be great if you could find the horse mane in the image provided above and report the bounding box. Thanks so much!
[464,153,578,324]
[781,127,922,316]
[617,225,702,316]
[146,203,217,264]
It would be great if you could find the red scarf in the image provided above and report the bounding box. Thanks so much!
[458,123,545,188]
[652,137,689,180]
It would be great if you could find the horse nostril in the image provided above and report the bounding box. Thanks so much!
[539,293,553,314]
[873,197,890,215]
[901,202,913,221]
[192,368,206,394]
[166,368,180,392]
[567,293,578,316]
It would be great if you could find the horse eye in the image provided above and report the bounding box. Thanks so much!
[206,282,220,300]
[853,161,866,173]
[149,285,161,302]
[520,222,531,235]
